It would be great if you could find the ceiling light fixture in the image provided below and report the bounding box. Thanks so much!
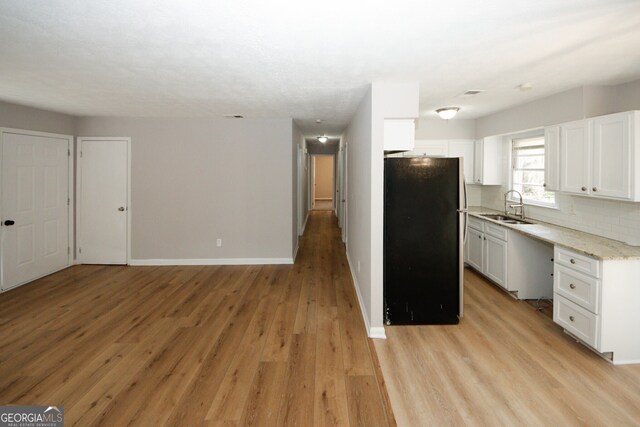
[436,107,460,120]
[317,136,328,143]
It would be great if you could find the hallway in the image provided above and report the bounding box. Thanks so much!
[0,211,393,426]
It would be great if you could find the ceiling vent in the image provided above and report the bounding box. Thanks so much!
[459,90,484,97]
[223,114,244,118]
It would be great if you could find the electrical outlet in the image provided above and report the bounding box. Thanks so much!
[216,238,222,247]
[357,261,361,272]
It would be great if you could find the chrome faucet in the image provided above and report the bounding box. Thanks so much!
[504,190,525,219]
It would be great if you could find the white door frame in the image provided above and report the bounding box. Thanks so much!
[341,142,348,244]
[76,137,132,264]
[0,127,74,290]
[297,145,303,236]
[309,155,315,211]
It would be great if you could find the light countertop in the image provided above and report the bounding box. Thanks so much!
[467,206,640,260]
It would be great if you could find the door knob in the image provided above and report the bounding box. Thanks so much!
[3,220,15,226]
[118,207,125,211]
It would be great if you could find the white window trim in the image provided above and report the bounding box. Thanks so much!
[506,129,559,210]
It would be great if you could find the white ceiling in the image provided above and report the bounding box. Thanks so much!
[1,0,639,136]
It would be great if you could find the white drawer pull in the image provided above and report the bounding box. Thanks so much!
[570,259,576,264]
[569,316,575,322]
[569,283,576,289]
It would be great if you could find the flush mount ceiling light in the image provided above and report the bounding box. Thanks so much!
[317,136,328,143]
[436,107,460,120]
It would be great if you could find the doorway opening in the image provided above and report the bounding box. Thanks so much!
[312,154,334,211]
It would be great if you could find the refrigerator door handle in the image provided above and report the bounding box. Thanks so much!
[458,174,469,243]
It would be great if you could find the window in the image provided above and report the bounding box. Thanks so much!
[511,135,556,206]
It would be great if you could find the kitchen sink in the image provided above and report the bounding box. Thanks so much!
[478,213,534,225]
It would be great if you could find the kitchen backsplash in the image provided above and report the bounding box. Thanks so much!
[467,185,482,206]
[481,186,640,246]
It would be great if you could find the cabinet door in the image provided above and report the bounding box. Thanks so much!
[591,113,631,199]
[544,125,560,192]
[449,140,474,184]
[473,139,483,184]
[384,119,415,151]
[484,235,507,289]
[411,140,448,157]
[466,228,483,271]
[560,120,591,195]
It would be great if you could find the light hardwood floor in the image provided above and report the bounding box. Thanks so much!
[375,268,640,426]
[314,199,334,211]
[0,211,393,426]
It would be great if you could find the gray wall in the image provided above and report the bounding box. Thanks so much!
[476,79,640,138]
[76,116,294,261]
[476,87,586,138]
[344,87,373,329]
[415,118,476,139]
[613,78,640,112]
[0,100,76,134]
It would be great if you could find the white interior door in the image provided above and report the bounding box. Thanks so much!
[1,131,70,291]
[78,138,129,264]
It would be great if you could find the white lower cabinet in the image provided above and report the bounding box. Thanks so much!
[466,227,483,271]
[484,235,507,288]
[465,216,553,299]
[553,247,640,365]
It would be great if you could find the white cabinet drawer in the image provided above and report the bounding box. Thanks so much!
[554,265,600,314]
[555,247,600,278]
[554,294,599,348]
[485,222,508,241]
[468,216,484,232]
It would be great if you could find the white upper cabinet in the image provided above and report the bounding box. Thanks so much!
[410,140,448,157]
[591,112,631,199]
[560,119,591,195]
[473,136,503,185]
[405,139,474,183]
[544,125,560,192]
[384,119,415,151]
[559,111,639,201]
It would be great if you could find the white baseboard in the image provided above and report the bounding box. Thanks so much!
[293,242,299,262]
[346,251,386,339]
[300,211,309,236]
[129,258,294,266]
[369,327,387,339]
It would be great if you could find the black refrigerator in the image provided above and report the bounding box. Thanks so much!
[384,157,466,325]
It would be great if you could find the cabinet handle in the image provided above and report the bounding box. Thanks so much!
[570,259,576,264]
[483,237,487,241]
[581,186,587,191]
[569,283,576,289]
[543,183,547,187]
[592,187,597,192]
[569,316,575,322]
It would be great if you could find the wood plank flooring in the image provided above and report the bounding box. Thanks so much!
[0,211,393,427]
[375,268,640,426]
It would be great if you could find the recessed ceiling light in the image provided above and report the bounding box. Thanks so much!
[436,107,460,120]
[317,136,328,143]
[315,119,323,124]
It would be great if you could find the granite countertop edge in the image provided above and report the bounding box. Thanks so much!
[466,207,640,261]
